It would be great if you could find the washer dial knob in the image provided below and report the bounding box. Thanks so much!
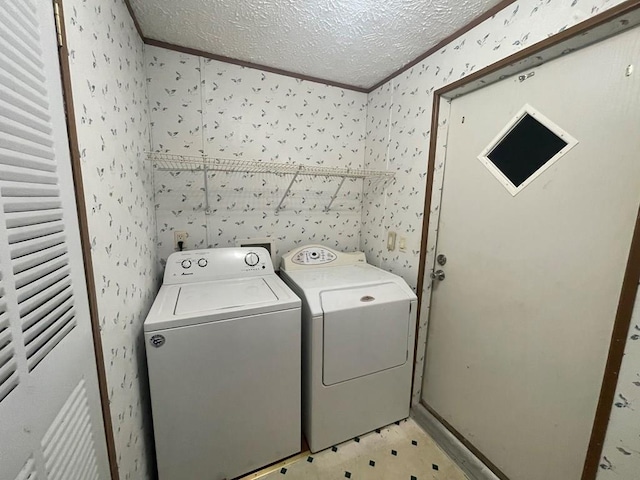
[197,258,208,267]
[181,259,192,269]
[244,252,260,266]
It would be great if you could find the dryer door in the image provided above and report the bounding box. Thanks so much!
[320,283,410,385]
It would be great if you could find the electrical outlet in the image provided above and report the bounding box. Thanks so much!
[174,231,188,251]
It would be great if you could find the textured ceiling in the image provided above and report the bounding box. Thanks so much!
[129,0,505,89]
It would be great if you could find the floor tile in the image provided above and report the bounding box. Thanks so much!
[255,418,468,480]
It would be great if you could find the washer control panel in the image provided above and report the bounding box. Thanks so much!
[164,247,273,284]
[281,245,366,271]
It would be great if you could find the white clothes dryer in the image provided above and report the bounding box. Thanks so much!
[280,245,417,453]
[144,247,301,480]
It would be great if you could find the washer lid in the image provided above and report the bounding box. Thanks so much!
[144,274,301,332]
[175,277,277,315]
[280,264,417,317]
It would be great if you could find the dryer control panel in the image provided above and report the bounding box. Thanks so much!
[280,245,366,271]
[164,247,273,284]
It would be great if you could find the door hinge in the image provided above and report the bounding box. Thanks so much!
[53,1,64,47]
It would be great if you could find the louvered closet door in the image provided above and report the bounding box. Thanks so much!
[0,1,109,479]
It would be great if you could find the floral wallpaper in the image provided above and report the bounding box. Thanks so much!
[63,1,159,479]
[145,45,368,267]
[360,0,639,476]
[598,283,640,479]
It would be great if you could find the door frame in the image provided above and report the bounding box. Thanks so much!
[52,0,120,479]
[414,2,640,479]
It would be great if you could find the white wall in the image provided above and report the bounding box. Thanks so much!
[63,1,159,479]
[361,0,640,476]
[145,46,368,266]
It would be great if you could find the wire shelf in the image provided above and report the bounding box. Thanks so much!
[147,152,395,180]
[147,152,394,213]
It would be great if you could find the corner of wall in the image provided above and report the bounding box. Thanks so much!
[63,0,159,478]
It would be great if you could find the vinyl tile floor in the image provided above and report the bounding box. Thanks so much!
[253,418,468,480]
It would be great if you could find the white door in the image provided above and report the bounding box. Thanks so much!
[422,27,640,480]
[0,1,110,479]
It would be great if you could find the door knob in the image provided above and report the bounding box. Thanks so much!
[431,269,445,281]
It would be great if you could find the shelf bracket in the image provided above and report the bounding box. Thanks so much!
[324,176,347,212]
[276,166,303,213]
[203,164,212,215]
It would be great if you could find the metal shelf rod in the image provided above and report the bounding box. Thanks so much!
[276,166,302,213]
[325,176,347,212]
[147,152,394,180]
[203,164,211,214]
[147,152,394,213]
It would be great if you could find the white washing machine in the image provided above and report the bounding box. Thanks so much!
[144,247,301,480]
[280,245,417,453]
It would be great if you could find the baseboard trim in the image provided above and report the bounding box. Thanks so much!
[411,404,500,480]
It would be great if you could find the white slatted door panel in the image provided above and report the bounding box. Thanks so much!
[41,380,99,480]
[14,457,39,480]
[6,186,77,371]
[0,1,109,478]
[0,272,19,401]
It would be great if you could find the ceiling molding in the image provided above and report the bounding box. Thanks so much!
[143,38,369,93]
[123,0,144,40]
[122,0,517,93]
